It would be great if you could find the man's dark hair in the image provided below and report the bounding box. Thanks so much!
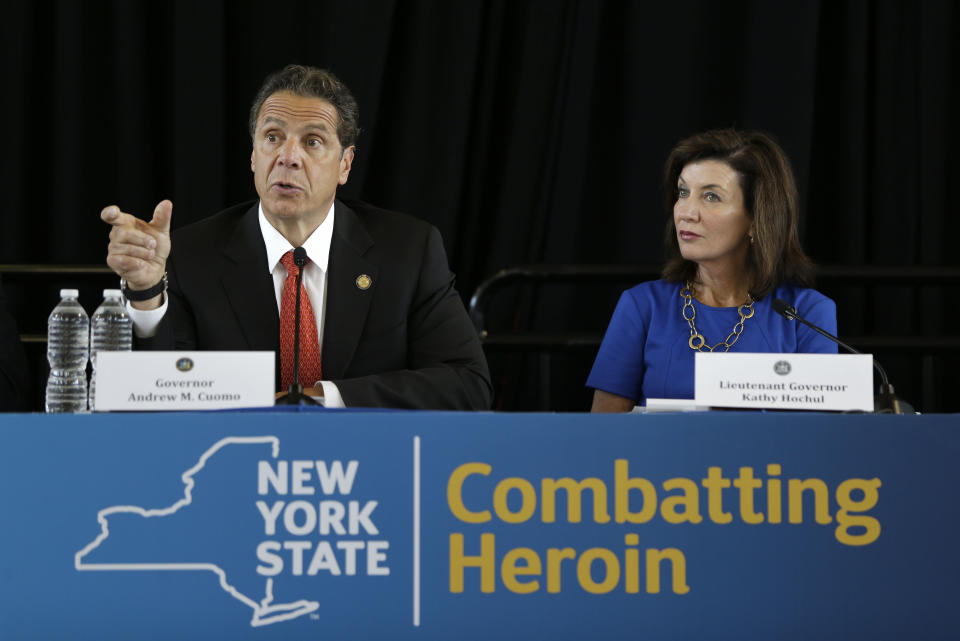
[661,128,815,298]
[248,64,359,150]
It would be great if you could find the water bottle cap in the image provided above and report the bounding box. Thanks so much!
[103,289,123,298]
[60,289,79,298]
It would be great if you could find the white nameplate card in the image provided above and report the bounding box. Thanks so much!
[94,351,275,411]
[695,352,873,411]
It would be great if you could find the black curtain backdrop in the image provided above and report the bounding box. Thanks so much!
[1,0,957,411]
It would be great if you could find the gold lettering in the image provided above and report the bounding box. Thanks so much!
[615,459,657,524]
[702,467,732,524]
[646,548,690,594]
[834,478,881,545]
[447,463,492,523]
[546,547,576,593]
[660,477,703,524]
[577,548,620,594]
[733,466,764,524]
[449,533,495,593]
[501,547,541,593]
[541,477,611,523]
[788,478,832,524]
[493,477,537,523]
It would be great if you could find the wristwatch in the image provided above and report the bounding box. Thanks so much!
[121,273,168,302]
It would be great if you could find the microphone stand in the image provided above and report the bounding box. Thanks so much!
[773,299,912,414]
[276,248,319,406]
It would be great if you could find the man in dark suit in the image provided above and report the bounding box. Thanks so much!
[0,275,31,411]
[100,65,491,409]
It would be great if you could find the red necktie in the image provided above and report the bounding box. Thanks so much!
[279,250,323,390]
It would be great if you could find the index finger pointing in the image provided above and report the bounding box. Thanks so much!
[100,206,142,229]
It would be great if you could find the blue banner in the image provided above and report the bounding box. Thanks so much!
[0,410,957,640]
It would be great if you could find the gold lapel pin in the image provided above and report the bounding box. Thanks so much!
[355,274,372,290]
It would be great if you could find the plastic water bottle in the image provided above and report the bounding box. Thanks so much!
[45,289,89,413]
[89,289,132,411]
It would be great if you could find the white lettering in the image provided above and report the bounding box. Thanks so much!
[292,460,314,495]
[337,541,365,575]
[258,461,287,495]
[349,500,379,535]
[258,540,390,576]
[256,500,285,535]
[283,540,312,575]
[283,500,318,536]
[316,460,359,495]
[256,541,283,576]
[306,541,341,575]
[320,501,347,535]
[367,541,390,576]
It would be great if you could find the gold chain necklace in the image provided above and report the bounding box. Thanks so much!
[680,281,755,352]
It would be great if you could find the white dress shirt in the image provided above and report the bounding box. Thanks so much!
[126,201,344,407]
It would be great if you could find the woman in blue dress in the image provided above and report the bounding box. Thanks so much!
[588,129,837,412]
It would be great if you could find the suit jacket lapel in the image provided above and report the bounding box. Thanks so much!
[221,203,278,351]
[323,199,377,379]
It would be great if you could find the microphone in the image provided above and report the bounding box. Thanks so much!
[772,298,912,414]
[275,247,319,406]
